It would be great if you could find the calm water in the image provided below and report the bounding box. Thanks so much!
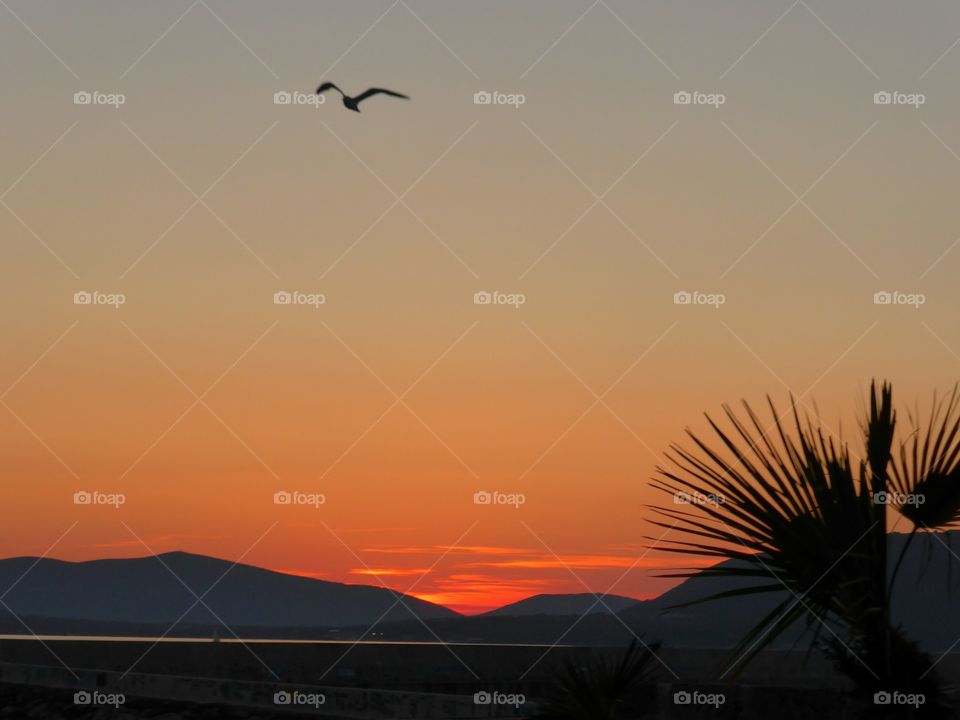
[0,635,563,648]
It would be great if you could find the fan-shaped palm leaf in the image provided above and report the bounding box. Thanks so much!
[650,388,890,668]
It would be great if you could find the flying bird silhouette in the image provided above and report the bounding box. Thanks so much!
[316,82,409,112]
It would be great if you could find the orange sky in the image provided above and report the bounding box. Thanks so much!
[3,1,960,614]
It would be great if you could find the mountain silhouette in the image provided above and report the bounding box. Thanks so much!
[619,530,960,650]
[0,551,456,630]
[482,593,638,618]
[323,531,960,650]
[1,533,957,648]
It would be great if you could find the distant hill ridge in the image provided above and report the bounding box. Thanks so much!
[0,550,458,629]
[482,593,638,617]
[2,532,958,650]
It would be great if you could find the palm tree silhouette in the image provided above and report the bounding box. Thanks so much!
[650,381,959,718]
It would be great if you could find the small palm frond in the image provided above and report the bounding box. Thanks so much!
[535,640,660,720]
[889,384,960,529]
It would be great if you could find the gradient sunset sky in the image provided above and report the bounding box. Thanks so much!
[3,1,960,613]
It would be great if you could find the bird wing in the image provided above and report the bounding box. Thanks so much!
[316,82,344,96]
[353,87,410,104]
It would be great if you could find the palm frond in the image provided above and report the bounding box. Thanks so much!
[534,640,659,720]
[889,384,960,529]
[650,384,892,664]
